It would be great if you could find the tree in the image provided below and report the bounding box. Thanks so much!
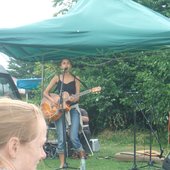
[76,51,170,132]
[134,0,170,17]
[52,0,170,17]
[8,57,38,79]
[52,0,78,16]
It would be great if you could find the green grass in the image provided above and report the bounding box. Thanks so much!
[38,129,169,170]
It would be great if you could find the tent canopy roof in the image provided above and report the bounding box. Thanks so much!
[0,0,170,62]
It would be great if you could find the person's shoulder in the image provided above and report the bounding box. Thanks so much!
[74,75,80,84]
[52,75,60,81]
[75,75,80,80]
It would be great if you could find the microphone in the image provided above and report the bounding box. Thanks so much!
[63,67,68,71]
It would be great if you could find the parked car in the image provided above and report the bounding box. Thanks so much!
[0,64,21,99]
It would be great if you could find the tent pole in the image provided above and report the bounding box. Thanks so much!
[41,60,45,99]
[26,90,28,102]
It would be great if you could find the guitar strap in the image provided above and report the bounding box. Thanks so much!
[70,72,89,89]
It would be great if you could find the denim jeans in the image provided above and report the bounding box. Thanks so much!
[54,108,84,154]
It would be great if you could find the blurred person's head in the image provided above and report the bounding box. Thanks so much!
[0,98,47,170]
[60,58,72,71]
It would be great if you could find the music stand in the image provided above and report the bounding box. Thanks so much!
[55,69,79,170]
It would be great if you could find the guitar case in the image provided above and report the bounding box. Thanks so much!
[114,150,164,164]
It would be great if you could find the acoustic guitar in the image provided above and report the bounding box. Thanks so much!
[41,86,101,121]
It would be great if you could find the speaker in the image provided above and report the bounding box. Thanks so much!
[90,139,100,152]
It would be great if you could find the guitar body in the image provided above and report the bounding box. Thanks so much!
[41,92,70,121]
[41,86,101,122]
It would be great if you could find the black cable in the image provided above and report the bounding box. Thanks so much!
[70,72,89,89]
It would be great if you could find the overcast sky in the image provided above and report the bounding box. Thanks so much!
[0,0,56,68]
[0,0,56,28]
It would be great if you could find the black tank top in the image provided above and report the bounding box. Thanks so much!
[55,76,76,95]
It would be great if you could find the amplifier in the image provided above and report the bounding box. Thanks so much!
[90,139,100,152]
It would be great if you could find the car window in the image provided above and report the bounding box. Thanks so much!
[0,76,18,99]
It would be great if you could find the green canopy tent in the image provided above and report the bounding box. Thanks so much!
[0,0,170,62]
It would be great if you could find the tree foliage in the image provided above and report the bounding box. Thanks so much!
[8,57,37,78]
[52,0,78,16]
[74,52,170,133]
[134,0,170,17]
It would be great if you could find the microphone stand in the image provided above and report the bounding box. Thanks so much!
[129,92,139,170]
[56,68,79,170]
[135,102,162,169]
[129,92,162,170]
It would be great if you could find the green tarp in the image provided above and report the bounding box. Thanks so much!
[0,0,170,62]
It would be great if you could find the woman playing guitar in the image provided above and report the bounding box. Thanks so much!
[43,58,85,169]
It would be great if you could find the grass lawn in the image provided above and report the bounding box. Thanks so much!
[38,129,169,170]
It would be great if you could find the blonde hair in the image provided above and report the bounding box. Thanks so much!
[0,98,44,147]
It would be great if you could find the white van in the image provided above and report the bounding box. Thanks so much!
[0,65,21,99]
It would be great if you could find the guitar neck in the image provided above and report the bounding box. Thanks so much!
[75,89,91,98]
[64,87,100,102]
